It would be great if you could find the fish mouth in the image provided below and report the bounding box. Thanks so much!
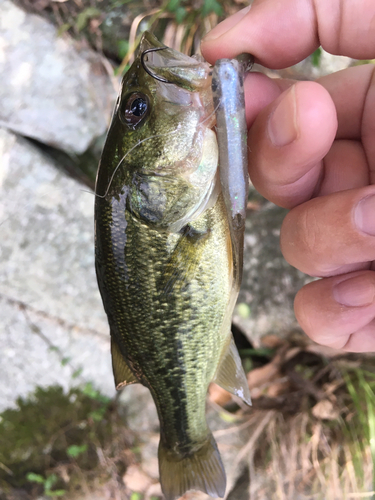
[139,31,212,92]
[138,32,216,128]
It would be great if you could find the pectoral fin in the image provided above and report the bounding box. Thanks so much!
[111,337,139,389]
[160,224,210,296]
[213,335,251,405]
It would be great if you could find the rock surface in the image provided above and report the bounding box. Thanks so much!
[235,197,313,345]
[0,128,114,411]
[0,0,116,154]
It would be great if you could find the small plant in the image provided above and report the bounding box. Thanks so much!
[342,366,375,493]
[0,385,133,498]
[66,444,88,458]
[26,472,65,497]
[311,47,322,67]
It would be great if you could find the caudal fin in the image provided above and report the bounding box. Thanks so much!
[158,433,226,500]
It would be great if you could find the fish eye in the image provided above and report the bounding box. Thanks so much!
[119,92,149,128]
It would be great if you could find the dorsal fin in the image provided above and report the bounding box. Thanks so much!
[111,336,139,389]
[213,335,251,405]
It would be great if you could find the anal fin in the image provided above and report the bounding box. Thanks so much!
[111,336,139,389]
[159,432,226,500]
[213,335,251,405]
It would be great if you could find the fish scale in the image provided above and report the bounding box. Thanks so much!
[95,31,251,500]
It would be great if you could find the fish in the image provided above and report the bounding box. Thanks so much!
[94,31,251,500]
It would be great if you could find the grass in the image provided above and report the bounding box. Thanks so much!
[1,342,374,499]
[221,347,375,500]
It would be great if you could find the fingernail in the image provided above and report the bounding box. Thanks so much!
[333,275,375,307]
[354,195,375,235]
[203,5,251,42]
[268,85,298,147]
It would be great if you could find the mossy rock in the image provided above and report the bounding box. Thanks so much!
[0,385,117,491]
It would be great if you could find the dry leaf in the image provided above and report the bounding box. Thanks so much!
[123,465,152,492]
[145,482,162,500]
[266,379,291,397]
[208,383,232,406]
[260,334,284,349]
[247,363,281,391]
[312,399,340,421]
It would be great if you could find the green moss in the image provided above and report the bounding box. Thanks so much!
[0,385,131,498]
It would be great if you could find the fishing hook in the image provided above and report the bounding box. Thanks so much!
[141,46,173,84]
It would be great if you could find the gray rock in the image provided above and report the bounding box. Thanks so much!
[0,293,114,412]
[0,128,114,410]
[0,0,116,154]
[292,49,354,80]
[234,196,313,344]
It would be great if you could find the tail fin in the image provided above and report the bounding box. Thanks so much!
[158,433,226,500]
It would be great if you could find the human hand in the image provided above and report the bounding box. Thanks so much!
[201,0,375,352]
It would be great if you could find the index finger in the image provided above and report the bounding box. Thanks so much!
[201,0,375,67]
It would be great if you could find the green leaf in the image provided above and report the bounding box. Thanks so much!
[61,357,70,366]
[82,383,111,404]
[88,408,106,422]
[75,8,101,32]
[67,444,88,458]
[166,0,180,12]
[44,474,58,491]
[82,382,98,399]
[242,357,253,374]
[72,367,83,379]
[130,493,143,500]
[57,23,71,37]
[202,0,223,17]
[311,47,322,68]
[117,40,129,60]
[110,0,133,6]
[26,472,45,484]
[236,303,251,319]
[175,6,187,24]
[46,490,66,497]
[115,64,130,76]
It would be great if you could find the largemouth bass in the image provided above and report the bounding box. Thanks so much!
[95,31,251,500]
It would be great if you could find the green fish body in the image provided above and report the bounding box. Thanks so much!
[95,32,250,500]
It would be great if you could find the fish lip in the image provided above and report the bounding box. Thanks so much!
[138,32,213,92]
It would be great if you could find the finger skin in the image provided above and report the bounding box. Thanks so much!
[248,81,337,208]
[243,72,289,128]
[201,0,375,66]
[319,65,375,141]
[280,187,375,277]
[247,65,374,208]
[318,140,369,197]
[295,270,375,352]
